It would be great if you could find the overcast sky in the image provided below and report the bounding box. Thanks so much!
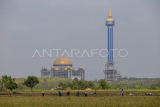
[0,0,160,80]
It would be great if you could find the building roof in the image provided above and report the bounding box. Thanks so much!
[42,66,47,69]
[79,66,83,69]
[64,66,74,70]
[51,66,59,70]
[53,56,72,65]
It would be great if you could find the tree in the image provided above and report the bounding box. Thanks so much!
[58,80,95,90]
[85,81,94,89]
[115,84,121,89]
[98,79,109,89]
[105,83,109,89]
[108,84,114,89]
[58,82,68,89]
[150,85,157,90]
[23,76,39,91]
[155,79,160,87]
[0,75,18,92]
[96,85,103,90]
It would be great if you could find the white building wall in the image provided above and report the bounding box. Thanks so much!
[68,70,71,79]
[41,68,85,80]
[71,75,81,80]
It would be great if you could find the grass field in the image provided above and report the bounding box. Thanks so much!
[0,96,160,107]
[2,90,160,95]
[0,90,160,107]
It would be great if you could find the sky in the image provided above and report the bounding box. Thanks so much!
[0,0,160,80]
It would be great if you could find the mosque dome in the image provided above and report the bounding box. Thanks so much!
[64,66,73,70]
[53,56,72,66]
[42,66,47,70]
[51,66,59,70]
[79,66,83,69]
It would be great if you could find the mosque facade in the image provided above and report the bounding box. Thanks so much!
[41,56,85,80]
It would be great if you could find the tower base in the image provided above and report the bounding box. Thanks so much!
[103,62,121,81]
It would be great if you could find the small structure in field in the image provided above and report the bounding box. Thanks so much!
[65,87,72,91]
[86,88,92,90]
[50,88,54,91]
[55,87,63,90]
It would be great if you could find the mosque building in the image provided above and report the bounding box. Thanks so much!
[41,56,85,80]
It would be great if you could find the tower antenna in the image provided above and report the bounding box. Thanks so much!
[109,8,112,18]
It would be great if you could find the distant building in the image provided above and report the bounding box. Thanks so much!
[41,56,85,80]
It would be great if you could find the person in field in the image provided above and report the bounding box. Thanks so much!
[121,89,124,96]
[150,93,152,96]
[94,90,96,97]
[67,91,70,96]
[76,91,79,96]
[146,93,152,96]
[58,91,62,96]
[41,91,44,96]
[84,92,87,96]
[129,93,132,96]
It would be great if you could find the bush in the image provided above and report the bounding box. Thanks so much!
[97,80,109,89]
[18,83,25,90]
[96,85,103,90]
[150,85,157,90]
[58,80,95,90]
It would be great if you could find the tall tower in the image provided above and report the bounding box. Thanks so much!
[104,8,115,81]
[106,8,114,62]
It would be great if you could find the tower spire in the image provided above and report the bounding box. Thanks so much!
[106,8,114,21]
[109,8,111,18]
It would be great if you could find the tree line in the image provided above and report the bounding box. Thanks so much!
[58,79,113,90]
[58,79,160,90]
[0,75,39,92]
[0,75,160,91]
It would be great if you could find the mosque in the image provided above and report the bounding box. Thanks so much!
[41,56,85,80]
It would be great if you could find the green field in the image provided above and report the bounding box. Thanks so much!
[0,96,159,107]
[0,90,160,107]
[1,77,160,106]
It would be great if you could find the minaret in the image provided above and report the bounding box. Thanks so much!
[106,8,114,62]
[104,8,115,81]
